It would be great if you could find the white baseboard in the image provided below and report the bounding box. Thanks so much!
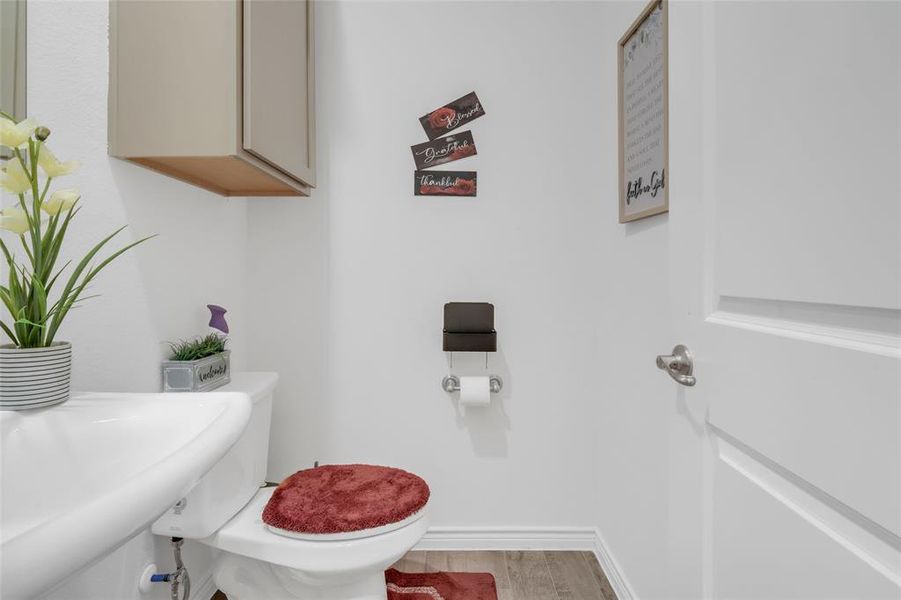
[413,526,635,600]
[414,527,598,551]
[591,527,636,600]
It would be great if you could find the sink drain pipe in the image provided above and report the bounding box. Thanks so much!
[150,537,191,600]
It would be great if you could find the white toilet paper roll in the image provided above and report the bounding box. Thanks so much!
[459,376,491,406]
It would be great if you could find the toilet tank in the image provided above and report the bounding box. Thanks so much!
[152,372,279,539]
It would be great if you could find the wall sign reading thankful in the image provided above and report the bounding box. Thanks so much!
[618,0,668,223]
[414,171,477,197]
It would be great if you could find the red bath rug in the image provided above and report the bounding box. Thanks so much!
[385,569,498,600]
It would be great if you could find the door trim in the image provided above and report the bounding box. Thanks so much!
[714,426,901,588]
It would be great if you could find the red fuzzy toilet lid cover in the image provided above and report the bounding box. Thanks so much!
[262,464,430,534]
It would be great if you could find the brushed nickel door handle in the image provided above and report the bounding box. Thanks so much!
[656,344,696,387]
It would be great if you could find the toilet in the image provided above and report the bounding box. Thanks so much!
[152,372,430,600]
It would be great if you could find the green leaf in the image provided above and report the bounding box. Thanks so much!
[168,333,228,361]
[14,317,45,328]
[0,319,18,345]
[20,235,34,267]
[6,258,24,308]
[43,206,80,283]
[45,232,155,344]
[0,236,14,268]
[13,306,29,347]
[29,277,48,345]
[43,226,128,338]
[0,285,18,316]
[45,259,71,294]
[40,209,63,267]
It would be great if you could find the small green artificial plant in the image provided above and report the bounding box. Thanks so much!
[168,333,228,362]
[0,113,153,348]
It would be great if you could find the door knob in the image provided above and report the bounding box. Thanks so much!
[656,344,696,387]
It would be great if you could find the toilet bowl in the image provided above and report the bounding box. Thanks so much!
[151,373,429,600]
[206,487,429,600]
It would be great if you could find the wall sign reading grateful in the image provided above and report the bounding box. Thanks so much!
[618,0,668,223]
[410,131,477,170]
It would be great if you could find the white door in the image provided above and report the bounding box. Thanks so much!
[667,1,901,597]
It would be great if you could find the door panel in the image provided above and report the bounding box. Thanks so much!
[703,0,901,537]
[706,324,900,536]
[243,0,314,184]
[712,1,900,311]
[713,455,901,598]
[668,1,901,597]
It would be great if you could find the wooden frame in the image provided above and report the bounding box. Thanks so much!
[618,0,669,223]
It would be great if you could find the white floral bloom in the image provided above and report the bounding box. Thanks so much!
[0,159,32,194]
[0,117,37,149]
[42,188,80,216]
[38,145,80,178]
[0,206,30,235]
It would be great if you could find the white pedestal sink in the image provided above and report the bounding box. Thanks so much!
[0,390,252,599]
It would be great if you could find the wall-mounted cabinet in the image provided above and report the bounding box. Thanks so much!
[109,0,315,197]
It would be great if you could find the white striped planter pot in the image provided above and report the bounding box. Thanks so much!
[0,342,72,410]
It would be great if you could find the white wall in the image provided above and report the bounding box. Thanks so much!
[22,0,248,393]
[589,3,675,597]
[250,0,625,528]
[17,0,678,597]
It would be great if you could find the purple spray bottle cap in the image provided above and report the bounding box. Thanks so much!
[207,304,229,334]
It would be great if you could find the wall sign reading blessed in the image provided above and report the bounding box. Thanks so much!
[411,132,477,170]
[420,92,486,140]
[414,171,477,197]
[618,0,668,223]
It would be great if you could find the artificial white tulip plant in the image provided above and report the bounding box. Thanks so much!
[0,113,152,348]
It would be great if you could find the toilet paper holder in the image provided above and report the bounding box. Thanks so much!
[441,374,503,394]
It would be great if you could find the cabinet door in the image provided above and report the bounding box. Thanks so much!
[243,0,315,186]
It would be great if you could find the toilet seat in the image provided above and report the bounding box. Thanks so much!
[199,487,431,572]
[262,464,430,536]
[267,506,427,541]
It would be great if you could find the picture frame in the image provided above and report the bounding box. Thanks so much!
[618,0,668,223]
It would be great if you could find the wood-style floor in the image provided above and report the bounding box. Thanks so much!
[212,550,617,600]
[392,551,618,600]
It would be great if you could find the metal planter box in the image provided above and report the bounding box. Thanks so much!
[161,351,231,393]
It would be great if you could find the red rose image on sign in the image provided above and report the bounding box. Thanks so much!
[419,92,486,140]
[450,177,476,195]
[428,107,457,130]
[410,131,477,170]
[414,171,477,197]
[450,144,476,161]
